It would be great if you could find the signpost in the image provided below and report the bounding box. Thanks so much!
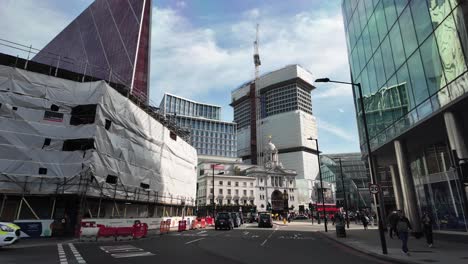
[368,183,380,194]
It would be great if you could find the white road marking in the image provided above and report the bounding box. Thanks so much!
[243,231,249,235]
[260,227,278,247]
[185,237,205,244]
[197,230,207,234]
[260,239,268,246]
[111,252,155,258]
[100,245,155,258]
[57,244,68,264]
[68,243,86,264]
[252,235,259,238]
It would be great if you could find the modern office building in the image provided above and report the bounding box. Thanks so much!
[33,0,152,103]
[231,64,320,207]
[160,93,237,158]
[320,153,373,211]
[342,0,468,232]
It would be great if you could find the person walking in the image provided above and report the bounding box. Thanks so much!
[369,214,374,227]
[397,211,412,256]
[421,211,433,248]
[387,210,399,239]
[361,214,369,230]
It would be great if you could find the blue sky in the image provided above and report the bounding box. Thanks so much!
[0,0,360,154]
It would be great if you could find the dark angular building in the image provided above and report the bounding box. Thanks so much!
[33,0,152,103]
[342,0,468,232]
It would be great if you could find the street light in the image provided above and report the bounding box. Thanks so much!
[307,137,327,232]
[315,77,387,254]
[335,157,350,228]
[211,163,222,217]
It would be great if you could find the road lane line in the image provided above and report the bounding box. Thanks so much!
[260,239,268,246]
[185,237,205,244]
[197,230,207,234]
[68,243,86,264]
[57,243,68,264]
[260,226,278,247]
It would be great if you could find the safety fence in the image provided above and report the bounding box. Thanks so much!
[79,216,212,242]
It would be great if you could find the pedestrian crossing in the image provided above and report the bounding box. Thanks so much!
[99,244,155,258]
[57,243,87,264]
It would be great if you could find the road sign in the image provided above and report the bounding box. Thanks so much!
[368,183,380,194]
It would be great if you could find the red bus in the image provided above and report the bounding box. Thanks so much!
[314,203,340,219]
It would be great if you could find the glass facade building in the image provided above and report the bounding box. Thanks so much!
[33,0,151,103]
[343,0,468,232]
[160,93,237,157]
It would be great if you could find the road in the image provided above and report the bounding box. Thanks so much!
[0,223,391,264]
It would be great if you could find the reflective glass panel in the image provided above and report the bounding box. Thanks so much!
[407,50,430,105]
[375,0,388,42]
[389,22,406,69]
[435,13,467,83]
[383,0,398,29]
[419,34,446,96]
[399,6,418,56]
[381,36,396,79]
[410,0,433,44]
[374,47,387,89]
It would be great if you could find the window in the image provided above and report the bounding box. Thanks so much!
[210,188,214,194]
[170,131,177,141]
[106,175,118,184]
[227,181,231,186]
[243,190,247,196]
[70,104,96,125]
[50,104,59,112]
[235,182,239,187]
[140,182,150,189]
[44,111,64,122]
[105,119,112,130]
[228,189,231,195]
[43,138,51,148]
[219,181,223,185]
[38,167,47,175]
[399,7,418,57]
[235,190,239,195]
[407,50,430,105]
[219,189,223,194]
[250,190,254,196]
[62,138,95,151]
[250,182,253,187]
[389,22,406,69]
[420,34,445,96]
[410,0,433,44]
[243,182,247,186]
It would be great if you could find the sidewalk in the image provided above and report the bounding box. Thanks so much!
[9,237,79,249]
[323,224,468,264]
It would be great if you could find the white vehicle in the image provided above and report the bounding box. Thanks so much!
[0,222,21,247]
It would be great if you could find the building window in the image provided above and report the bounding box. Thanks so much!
[210,188,213,194]
[235,190,239,195]
[243,190,247,196]
[227,181,231,186]
[250,190,254,196]
[250,182,253,187]
[219,181,223,185]
[219,189,223,194]
[235,182,239,187]
[243,182,247,186]
[227,189,231,195]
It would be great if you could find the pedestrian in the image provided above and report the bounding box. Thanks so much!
[396,211,412,256]
[369,214,374,227]
[361,214,369,230]
[421,211,433,248]
[355,211,360,224]
[387,210,399,239]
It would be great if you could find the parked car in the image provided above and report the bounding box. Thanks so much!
[0,222,21,247]
[230,212,241,227]
[215,212,234,230]
[258,213,273,228]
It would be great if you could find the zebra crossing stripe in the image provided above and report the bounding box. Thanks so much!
[100,244,155,258]
[57,243,68,264]
[68,243,87,264]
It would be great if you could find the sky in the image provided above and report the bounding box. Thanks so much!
[0,0,360,154]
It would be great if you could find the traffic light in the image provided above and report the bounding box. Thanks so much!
[308,202,313,210]
[267,203,272,211]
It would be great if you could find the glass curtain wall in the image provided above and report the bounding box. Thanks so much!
[342,0,468,152]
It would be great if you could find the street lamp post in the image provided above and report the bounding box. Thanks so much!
[307,137,327,232]
[212,163,221,217]
[337,158,350,228]
[315,78,387,254]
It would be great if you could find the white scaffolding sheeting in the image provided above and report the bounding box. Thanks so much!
[0,65,197,204]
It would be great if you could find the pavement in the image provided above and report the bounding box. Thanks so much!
[322,223,468,264]
[0,221,394,264]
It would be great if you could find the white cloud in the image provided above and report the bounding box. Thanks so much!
[150,6,350,103]
[314,84,353,98]
[317,118,356,142]
[244,8,260,19]
[176,1,187,8]
[338,108,345,113]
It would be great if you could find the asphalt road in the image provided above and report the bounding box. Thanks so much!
[0,223,392,264]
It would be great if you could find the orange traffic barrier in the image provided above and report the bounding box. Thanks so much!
[178,220,186,232]
[160,220,170,234]
[200,218,206,228]
[191,219,198,230]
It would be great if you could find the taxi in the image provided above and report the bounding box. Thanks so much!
[0,222,21,247]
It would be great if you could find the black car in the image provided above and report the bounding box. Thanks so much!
[258,213,273,228]
[247,212,258,223]
[215,212,234,230]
